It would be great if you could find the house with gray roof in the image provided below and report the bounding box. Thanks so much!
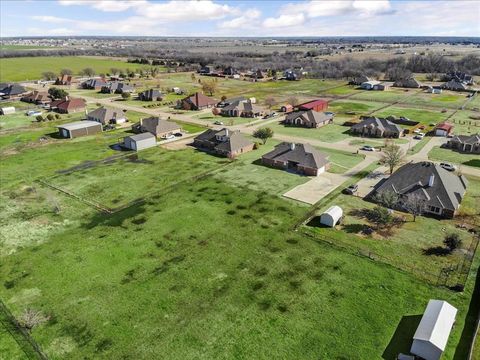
[101,82,134,94]
[139,89,163,101]
[371,162,468,218]
[284,110,333,128]
[350,117,404,138]
[442,80,468,91]
[261,142,330,176]
[81,78,107,90]
[132,117,181,139]
[350,75,371,85]
[0,83,27,99]
[193,128,254,158]
[87,106,127,125]
[447,134,480,154]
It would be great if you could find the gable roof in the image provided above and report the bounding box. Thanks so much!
[285,110,332,125]
[450,133,480,145]
[297,99,328,110]
[21,90,51,102]
[435,122,454,131]
[57,120,101,131]
[127,132,156,142]
[222,99,263,113]
[82,78,107,88]
[88,107,125,122]
[413,300,457,352]
[0,83,27,96]
[51,97,86,111]
[140,89,162,98]
[374,162,468,211]
[262,142,329,170]
[140,117,180,135]
[194,128,253,153]
[183,92,216,108]
[393,77,422,88]
[351,117,403,133]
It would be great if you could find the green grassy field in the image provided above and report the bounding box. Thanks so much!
[327,99,389,116]
[372,105,452,126]
[0,56,152,82]
[399,90,469,109]
[428,146,480,168]
[268,120,351,143]
[348,88,416,103]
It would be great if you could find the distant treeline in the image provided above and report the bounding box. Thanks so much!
[1,47,479,80]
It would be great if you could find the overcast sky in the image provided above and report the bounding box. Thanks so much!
[1,0,479,37]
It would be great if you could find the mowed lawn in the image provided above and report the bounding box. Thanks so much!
[268,119,352,143]
[0,56,152,82]
[428,146,480,168]
[372,105,452,126]
[399,90,469,109]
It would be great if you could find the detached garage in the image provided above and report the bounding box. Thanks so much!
[410,300,457,360]
[123,133,156,151]
[319,206,343,227]
[57,121,102,139]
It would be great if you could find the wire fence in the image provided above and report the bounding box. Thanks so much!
[0,299,48,360]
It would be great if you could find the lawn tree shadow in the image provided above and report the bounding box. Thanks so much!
[453,267,480,359]
[342,223,366,233]
[382,315,422,360]
[423,246,450,256]
[83,202,147,230]
[463,159,480,168]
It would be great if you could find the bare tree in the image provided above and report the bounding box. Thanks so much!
[202,80,217,96]
[41,71,56,81]
[60,68,73,76]
[264,96,277,109]
[80,68,95,77]
[286,96,299,106]
[18,309,49,331]
[402,194,427,222]
[380,141,404,174]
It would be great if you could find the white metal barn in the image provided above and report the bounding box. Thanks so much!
[410,300,457,360]
[319,206,343,227]
[0,106,15,115]
[123,133,156,151]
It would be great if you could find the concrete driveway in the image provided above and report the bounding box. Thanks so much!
[283,172,344,205]
[354,165,389,197]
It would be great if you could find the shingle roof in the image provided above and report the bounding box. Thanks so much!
[194,128,253,153]
[222,100,263,113]
[88,107,124,122]
[450,134,480,145]
[262,142,329,169]
[140,117,180,135]
[285,110,332,125]
[0,83,27,96]
[127,132,156,141]
[351,117,403,133]
[374,162,468,212]
[57,121,101,131]
[297,99,328,110]
[183,92,216,108]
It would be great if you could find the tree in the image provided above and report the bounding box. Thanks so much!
[380,141,404,174]
[372,191,399,209]
[48,87,68,99]
[286,96,299,106]
[80,67,95,77]
[46,114,55,121]
[150,67,160,78]
[264,96,277,109]
[121,92,131,100]
[253,127,274,144]
[18,309,49,331]
[444,233,462,252]
[369,206,393,229]
[202,80,217,96]
[60,68,72,76]
[402,194,427,222]
[41,71,56,81]
[110,67,120,76]
[36,115,44,122]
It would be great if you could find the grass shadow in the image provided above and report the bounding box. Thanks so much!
[463,159,480,168]
[382,315,422,360]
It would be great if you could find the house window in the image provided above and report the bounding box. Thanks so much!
[429,206,441,214]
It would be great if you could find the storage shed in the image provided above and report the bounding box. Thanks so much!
[410,300,457,360]
[57,121,102,139]
[434,122,454,137]
[319,206,343,227]
[123,132,156,151]
[0,106,15,115]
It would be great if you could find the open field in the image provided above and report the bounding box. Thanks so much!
[327,99,390,116]
[348,88,417,103]
[428,146,480,168]
[0,56,153,82]
[399,90,469,109]
[372,105,452,126]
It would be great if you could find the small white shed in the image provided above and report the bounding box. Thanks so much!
[0,106,15,115]
[410,300,457,360]
[124,132,156,151]
[319,206,343,227]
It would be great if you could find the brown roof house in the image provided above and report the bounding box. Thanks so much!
[393,77,422,88]
[21,91,51,105]
[220,99,266,118]
[50,97,86,114]
[261,142,330,176]
[284,110,333,128]
[101,82,134,94]
[350,117,403,138]
[55,74,75,86]
[139,89,163,101]
[132,116,181,139]
[87,106,127,125]
[81,78,107,90]
[193,128,254,158]
[178,92,217,110]
[370,162,468,219]
[447,134,480,154]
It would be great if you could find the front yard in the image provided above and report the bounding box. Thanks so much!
[428,146,480,168]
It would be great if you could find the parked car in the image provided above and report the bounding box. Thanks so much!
[162,134,175,140]
[26,110,42,116]
[440,162,456,172]
[174,132,183,137]
[343,184,358,195]
[414,133,425,140]
[214,121,224,125]
[361,145,376,151]
[413,128,422,134]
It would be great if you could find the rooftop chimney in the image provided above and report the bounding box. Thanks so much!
[428,174,435,187]
[290,143,296,150]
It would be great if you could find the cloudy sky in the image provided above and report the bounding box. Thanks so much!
[1,0,479,37]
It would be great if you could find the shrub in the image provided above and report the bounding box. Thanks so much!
[55,114,61,119]
[444,233,462,252]
[46,114,54,121]
[35,115,43,122]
